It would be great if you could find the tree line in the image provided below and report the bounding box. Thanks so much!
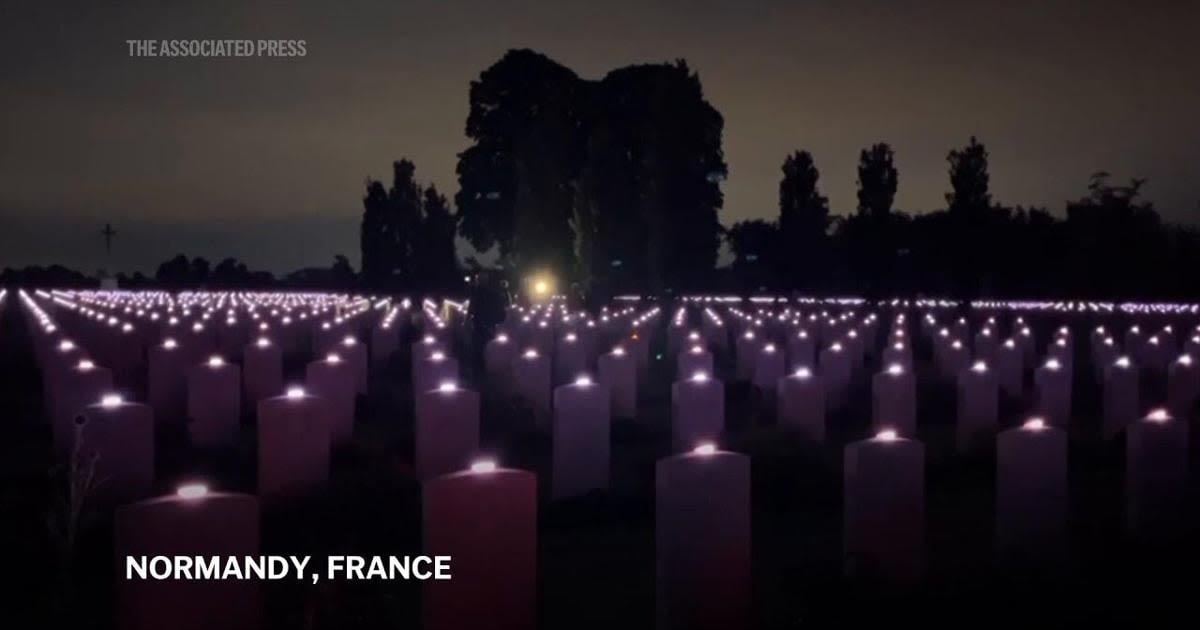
[363,49,1200,301]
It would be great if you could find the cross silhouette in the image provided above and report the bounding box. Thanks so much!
[102,223,116,255]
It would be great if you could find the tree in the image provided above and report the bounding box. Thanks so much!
[726,219,781,292]
[455,49,584,277]
[414,184,461,291]
[1064,173,1164,297]
[361,159,423,288]
[944,136,994,296]
[778,150,829,290]
[856,143,898,219]
[587,61,726,293]
[847,143,900,296]
[946,136,991,216]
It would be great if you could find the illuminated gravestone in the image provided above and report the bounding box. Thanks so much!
[677,344,713,380]
[1138,335,1170,375]
[42,338,84,411]
[112,323,144,389]
[77,394,155,503]
[512,348,552,421]
[553,332,587,386]
[411,335,447,375]
[115,485,260,630]
[1167,354,1199,416]
[957,360,999,451]
[423,462,537,630]
[1034,358,1071,426]
[1123,325,1144,360]
[996,418,1067,565]
[786,329,815,371]
[256,387,331,499]
[1126,409,1188,541]
[752,343,785,401]
[776,367,825,442]
[338,335,369,395]
[52,359,114,454]
[881,341,912,371]
[484,333,515,394]
[974,328,998,364]
[820,342,851,408]
[242,337,283,416]
[182,355,240,449]
[529,320,555,354]
[415,381,480,480]
[1092,335,1119,382]
[843,430,924,582]
[656,444,751,630]
[552,375,611,499]
[1186,334,1200,359]
[369,321,399,370]
[306,353,356,444]
[598,346,637,420]
[414,351,459,401]
[996,338,1024,399]
[941,340,971,381]
[148,338,187,425]
[185,322,216,364]
[734,331,758,381]
[872,363,916,437]
[1102,356,1139,438]
[671,372,725,450]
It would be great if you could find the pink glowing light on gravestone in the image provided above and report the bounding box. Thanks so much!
[1179,354,1193,366]
[691,370,709,383]
[285,385,306,399]
[1045,358,1062,370]
[59,340,75,351]
[574,375,592,387]
[207,355,225,368]
[496,334,509,343]
[430,351,446,362]
[326,353,342,364]
[100,393,124,408]
[1145,408,1172,424]
[690,345,704,355]
[523,349,539,359]
[794,367,812,379]
[176,483,209,500]
[886,363,904,376]
[692,442,717,456]
[611,346,626,357]
[875,429,899,442]
[1023,417,1048,431]
[256,337,270,348]
[971,360,988,373]
[470,459,497,473]
[438,381,457,393]
[78,359,95,371]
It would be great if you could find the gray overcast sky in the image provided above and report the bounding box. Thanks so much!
[2,0,1198,274]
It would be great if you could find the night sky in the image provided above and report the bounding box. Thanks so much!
[2,0,1197,274]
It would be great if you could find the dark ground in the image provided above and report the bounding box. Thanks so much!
[3,299,1199,629]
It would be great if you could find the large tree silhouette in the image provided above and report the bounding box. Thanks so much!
[778,150,829,290]
[455,49,584,277]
